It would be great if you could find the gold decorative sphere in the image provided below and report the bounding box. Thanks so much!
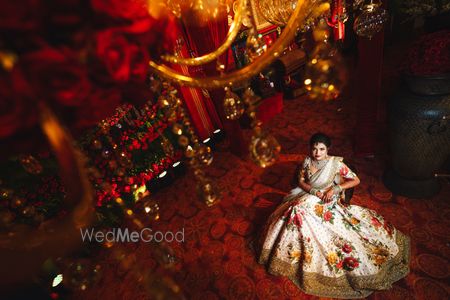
[256,0,298,26]
[249,128,281,168]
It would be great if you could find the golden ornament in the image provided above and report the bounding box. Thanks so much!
[172,123,184,135]
[223,88,245,120]
[0,188,12,200]
[249,128,281,168]
[136,196,160,222]
[353,1,388,39]
[197,180,220,207]
[304,20,346,101]
[158,93,179,110]
[184,145,195,158]
[195,144,213,166]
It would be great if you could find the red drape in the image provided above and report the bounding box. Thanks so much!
[167,19,222,140]
[354,31,384,155]
[182,17,247,155]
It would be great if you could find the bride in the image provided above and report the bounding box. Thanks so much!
[258,132,410,298]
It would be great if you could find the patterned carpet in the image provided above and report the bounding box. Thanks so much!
[78,93,450,300]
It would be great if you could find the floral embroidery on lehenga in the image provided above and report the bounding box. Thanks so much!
[326,237,360,273]
[258,156,410,299]
[288,239,313,265]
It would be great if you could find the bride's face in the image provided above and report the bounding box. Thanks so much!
[311,142,328,161]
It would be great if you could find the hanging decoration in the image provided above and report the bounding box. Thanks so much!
[154,77,221,207]
[148,0,331,88]
[256,0,298,26]
[223,87,245,120]
[304,19,346,101]
[243,87,281,168]
[353,0,388,39]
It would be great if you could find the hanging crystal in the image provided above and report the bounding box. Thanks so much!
[249,127,281,168]
[256,0,298,26]
[353,0,388,39]
[304,19,346,101]
[223,87,245,120]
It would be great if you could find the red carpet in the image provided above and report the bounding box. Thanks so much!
[78,95,449,299]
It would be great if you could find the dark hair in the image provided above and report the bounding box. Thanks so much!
[309,132,331,148]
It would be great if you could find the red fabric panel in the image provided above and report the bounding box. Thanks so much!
[354,32,385,155]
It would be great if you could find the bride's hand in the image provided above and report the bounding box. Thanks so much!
[322,188,334,203]
[316,191,324,198]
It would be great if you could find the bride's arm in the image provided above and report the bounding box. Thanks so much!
[298,167,323,197]
[338,176,360,190]
[322,162,360,202]
[337,162,360,190]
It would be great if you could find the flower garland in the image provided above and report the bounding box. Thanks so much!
[0,99,184,227]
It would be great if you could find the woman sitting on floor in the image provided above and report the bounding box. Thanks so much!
[258,132,410,299]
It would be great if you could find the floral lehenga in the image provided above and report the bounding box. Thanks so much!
[258,156,410,298]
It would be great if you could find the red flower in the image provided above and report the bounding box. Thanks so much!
[405,30,450,75]
[384,221,394,236]
[293,214,302,227]
[339,165,349,177]
[95,30,135,82]
[342,244,352,253]
[283,207,293,218]
[336,261,343,269]
[343,257,359,271]
[371,217,382,228]
[323,211,333,222]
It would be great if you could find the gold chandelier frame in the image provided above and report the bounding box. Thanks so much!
[149,0,330,89]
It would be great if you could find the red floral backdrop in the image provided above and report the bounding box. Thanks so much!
[0,0,223,156]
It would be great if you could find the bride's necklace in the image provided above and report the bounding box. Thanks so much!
[311,157,328,170]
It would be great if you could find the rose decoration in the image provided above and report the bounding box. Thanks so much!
[343,257,359,271]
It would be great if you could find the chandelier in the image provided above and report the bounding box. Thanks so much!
[148,0,331,89]
[146,0,332,204]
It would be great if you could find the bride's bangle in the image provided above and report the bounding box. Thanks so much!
[310,188,319,196]
[332,185,343,194]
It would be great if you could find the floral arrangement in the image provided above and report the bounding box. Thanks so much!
[0,0,184,227]
[0,0,176,151]
[404,30,450,76]
[0,98,184,227]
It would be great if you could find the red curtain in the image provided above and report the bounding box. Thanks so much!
[166,19,222,140]
[182,17,247,155]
